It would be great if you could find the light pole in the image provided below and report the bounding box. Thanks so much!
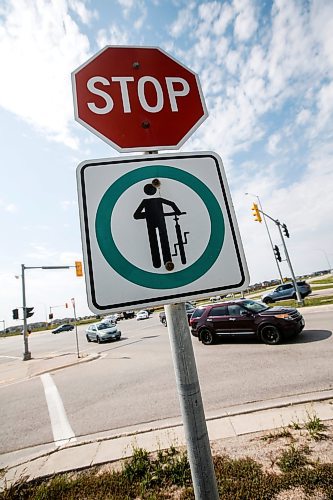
[71,298,80,358]
[19,264,72,361]
[245,192,284,284]
[315,249,332,273]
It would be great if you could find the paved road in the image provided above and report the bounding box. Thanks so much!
[0,308,332,454]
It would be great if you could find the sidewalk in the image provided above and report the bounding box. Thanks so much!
[1,391,332,490]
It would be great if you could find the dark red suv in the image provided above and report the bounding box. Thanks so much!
[189,299,305,345]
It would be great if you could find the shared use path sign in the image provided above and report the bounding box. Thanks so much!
[76,151,249,313]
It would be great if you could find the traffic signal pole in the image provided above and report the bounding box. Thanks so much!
[19,264,74,361]
[255,212,303,306]
[276,224,303,305]
[21,264,31,361]
[257,199,283,284]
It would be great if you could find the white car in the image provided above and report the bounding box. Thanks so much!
[136,310,149,320]
[86,321,121,343]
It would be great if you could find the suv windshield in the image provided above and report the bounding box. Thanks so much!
[241,300,268,313]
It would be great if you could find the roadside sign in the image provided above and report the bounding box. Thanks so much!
[77,152,249,313]
[72,46,208,152]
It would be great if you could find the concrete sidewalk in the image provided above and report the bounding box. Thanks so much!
[1,392,332,490]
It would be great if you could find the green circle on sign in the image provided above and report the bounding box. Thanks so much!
[95,165,225,289]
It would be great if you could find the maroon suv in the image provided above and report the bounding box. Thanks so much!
[189,299,305,345]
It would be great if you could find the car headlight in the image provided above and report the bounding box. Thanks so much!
[274,313,292,320]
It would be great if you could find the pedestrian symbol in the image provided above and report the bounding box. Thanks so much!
[133,183,189,269]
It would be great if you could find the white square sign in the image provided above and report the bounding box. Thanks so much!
[76,151,249,313]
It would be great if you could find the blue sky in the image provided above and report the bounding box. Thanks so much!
[0,0,332,326]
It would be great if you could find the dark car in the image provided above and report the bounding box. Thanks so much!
[190,299,305,345]
[159,302,196,327]
[52,324,74,334]
[261,281,311,304]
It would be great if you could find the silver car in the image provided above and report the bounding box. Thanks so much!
[261,281,312,304]
[86,321,121,343]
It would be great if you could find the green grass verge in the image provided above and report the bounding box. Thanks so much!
[310,278,333,285]
[1,446,332,500]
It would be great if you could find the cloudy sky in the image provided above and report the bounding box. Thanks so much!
[0,0,332,326]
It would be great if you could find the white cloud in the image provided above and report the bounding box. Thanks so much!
[233,0,258,41]
[96,25,129,47]
[310,0,333,72]
[296,109,311,126]
[69,0,98,24]
[213,3,234,35]
[0,0,91,148]
[266,133,281,155]
[169,3,196,38]
[0,199,18,213]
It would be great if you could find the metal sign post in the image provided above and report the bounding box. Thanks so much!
[166,302,219,499]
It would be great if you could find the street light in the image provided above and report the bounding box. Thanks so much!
[245,192,284,284]
[315,249,332,273]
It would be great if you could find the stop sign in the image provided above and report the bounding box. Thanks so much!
[72,46,208,152]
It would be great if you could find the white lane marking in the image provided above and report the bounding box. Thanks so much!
[41,373,77,447]
[0,355,21,359]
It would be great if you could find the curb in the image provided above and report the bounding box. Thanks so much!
[31,352,101,378]
[0,353,101,388]
[2,391,332,475]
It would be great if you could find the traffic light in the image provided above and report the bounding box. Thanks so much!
[12,308,19,320]
[282,223,289,238]
[251,203,262,223]
[75,261,83,277]
[25,307,34,318]
[49,313,53,320]
[274,245,282,262]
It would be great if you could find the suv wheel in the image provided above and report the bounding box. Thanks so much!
[201,329,215,345]
[263,297,273,304]
[260,325,281,345]
[86,334,91,342]
[96,336,101,344]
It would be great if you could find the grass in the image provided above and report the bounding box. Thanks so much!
[304,412,328,441]
[276,444,311,473]
[265,295,333,308]
[260,428,293,442]
[1,444,333,500]
[311,278,333,285]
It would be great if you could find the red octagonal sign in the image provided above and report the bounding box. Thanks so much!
[72,46,208,152]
